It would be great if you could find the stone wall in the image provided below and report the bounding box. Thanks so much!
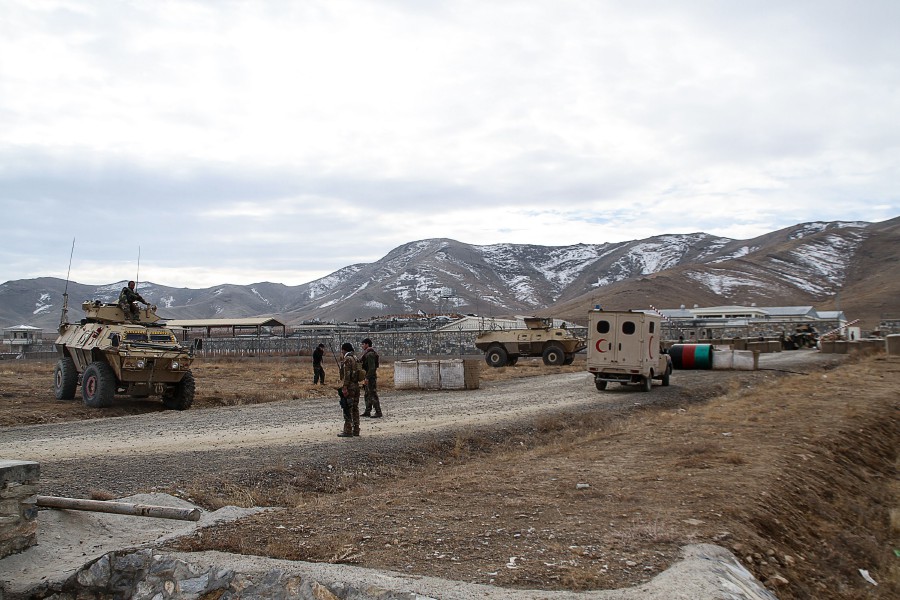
[0,460,39,560]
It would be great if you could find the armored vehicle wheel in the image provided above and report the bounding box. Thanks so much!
[54,357,78,400]
[595,379,607,391]
[484,345,508,368]
[563,354,575,365]
[507,355,519,366]
[82,362,115,408]
[640,374,652,392]
[662,366,671,386]
[162,371,195,410]
[541,343,565,366]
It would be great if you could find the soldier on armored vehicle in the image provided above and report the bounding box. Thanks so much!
[54,288,198,410]
[119,280,150,322]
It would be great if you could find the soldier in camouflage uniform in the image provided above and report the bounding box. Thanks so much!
[360,338,382,418]
[338,342,361,437]
[118,280,149,322]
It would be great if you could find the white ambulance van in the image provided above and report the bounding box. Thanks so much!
[587,309,672,392]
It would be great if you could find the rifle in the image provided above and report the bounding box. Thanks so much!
[327,340,342,372]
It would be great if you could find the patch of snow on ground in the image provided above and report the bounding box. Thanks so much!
[342,280,369,300]
[504,275,539,305]
[158,295,176,308]
[250,288,272,306]
[712,245,758,263]
[685,270,769,295]
[788,233,863,283]
[535,245,603,287]
[789,221,868,240]
[34,293,53,315]
[95,282,125,294]
[363,300,387,309]
[625,238,692,274]
[768,265,829,295]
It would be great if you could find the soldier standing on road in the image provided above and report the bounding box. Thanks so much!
[338,342,361,437]
[118,280,149,322]
[312,343,325,384]
[360,338,382,418]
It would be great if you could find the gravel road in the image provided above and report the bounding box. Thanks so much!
[3,352,842,499]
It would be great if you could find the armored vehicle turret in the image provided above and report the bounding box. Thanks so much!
[53,299,198,409]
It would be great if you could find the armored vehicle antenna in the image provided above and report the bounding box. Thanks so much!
[59,238,75,331]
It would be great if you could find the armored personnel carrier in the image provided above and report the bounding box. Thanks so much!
[475,316,586,367]
[53,299,198,409]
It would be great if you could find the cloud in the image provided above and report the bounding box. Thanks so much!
[0,0,898,288]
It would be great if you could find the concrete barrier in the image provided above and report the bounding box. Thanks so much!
[711,349,733,370]
[393,359,480,390]
[887,334,900,355]
[732,350,759,371]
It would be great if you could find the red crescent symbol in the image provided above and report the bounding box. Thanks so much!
[649,335,655,359]
[595,339,607,353]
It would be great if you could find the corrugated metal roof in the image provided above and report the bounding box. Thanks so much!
[165,317,286,328]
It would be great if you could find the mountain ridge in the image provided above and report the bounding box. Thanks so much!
[2,218,897,331]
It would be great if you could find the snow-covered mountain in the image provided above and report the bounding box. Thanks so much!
[2,218,897,330]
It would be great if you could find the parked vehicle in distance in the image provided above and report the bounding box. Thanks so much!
[586,309,672,392]
[475,316,586,367]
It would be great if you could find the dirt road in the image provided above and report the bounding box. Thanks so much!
[1,353,824,498]
[4,367,699,497]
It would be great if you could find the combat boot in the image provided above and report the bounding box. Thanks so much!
[337,423,353,438]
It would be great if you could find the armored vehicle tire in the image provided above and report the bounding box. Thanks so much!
[563,354,575,365]
[541,343,566,366]
[507,355,519,366]
[82,362,116,408]
[54,357,78,400]
[163,371,195,410]
[484,345,508,368]
[640,374,652,392]
[595,379,607,391]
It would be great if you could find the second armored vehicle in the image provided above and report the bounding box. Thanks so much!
[54,299,198,409]
[475,316,586,367]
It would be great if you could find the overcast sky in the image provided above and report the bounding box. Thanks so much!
[1,0,897,289]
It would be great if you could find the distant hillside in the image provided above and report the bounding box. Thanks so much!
[1,218,897,332]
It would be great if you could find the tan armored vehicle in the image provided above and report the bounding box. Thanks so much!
[475,316,586,367]
[54,299,198,409]
[586,309,672,392]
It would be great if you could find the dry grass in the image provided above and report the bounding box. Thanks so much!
[168,355,899,599]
